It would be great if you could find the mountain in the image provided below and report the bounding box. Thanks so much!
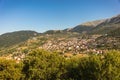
[108,27,120,37]
[98,14,120,26]
[64,14,120,34]
[43,14,120,35]
[90,14,120,34]
[65,20,105,33]
[0,30,38,48]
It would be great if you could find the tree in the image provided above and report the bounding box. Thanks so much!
[22,49,66,80]
[64,50,120,80]
[0,58,23,79]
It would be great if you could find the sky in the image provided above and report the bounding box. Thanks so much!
[0,0,120,34]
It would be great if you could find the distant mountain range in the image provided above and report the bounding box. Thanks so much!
[0,14,120,49]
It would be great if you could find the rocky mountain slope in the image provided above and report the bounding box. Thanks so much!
[89,14,120,34]
[64,14,120,34]
[68,20,105,33]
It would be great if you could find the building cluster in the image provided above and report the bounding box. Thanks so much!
[40,36,104,54]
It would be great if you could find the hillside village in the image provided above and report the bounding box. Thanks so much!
[40,35,103,54]
[1,33,119,62]
[0,14,120,62]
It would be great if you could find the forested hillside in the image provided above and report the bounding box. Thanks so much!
[0,31,38,48]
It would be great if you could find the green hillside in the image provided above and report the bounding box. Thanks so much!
[0,30,38,48]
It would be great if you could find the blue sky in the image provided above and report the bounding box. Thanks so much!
[0,0,120,34]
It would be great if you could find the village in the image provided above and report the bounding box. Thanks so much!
[2,34,119,61]
[39,35,104,55]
